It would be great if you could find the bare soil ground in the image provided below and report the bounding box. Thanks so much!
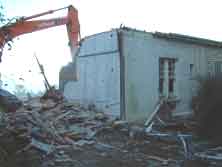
[0,97,220,167]
[0,125,213,167]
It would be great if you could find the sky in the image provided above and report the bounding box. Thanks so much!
[1,0,222,93]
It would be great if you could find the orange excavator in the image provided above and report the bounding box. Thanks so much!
[0,5,81,104]
[0,5,81,62]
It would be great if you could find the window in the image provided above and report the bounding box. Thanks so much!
[190,64,194,77]
[169,79,174,93]
[159,78,164,94]
[159,59,164,95]
[159,58,176,98]
[168,59,175,78]
[215,62,222,75]
[159,59,164,79]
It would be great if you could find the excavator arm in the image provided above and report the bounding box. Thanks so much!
[0,5,80,62]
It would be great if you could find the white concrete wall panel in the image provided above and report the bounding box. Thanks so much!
[64,31,120,117]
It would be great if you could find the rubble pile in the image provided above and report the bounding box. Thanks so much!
[1,95,222,166]
[0,88,22,112]
[0,97,114,166]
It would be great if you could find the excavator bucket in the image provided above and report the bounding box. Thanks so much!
[59,62,79,91]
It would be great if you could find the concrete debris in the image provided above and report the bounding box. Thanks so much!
[41,87,64,102]
[0,88,22,112]
[0,95,116,165]
[146,155,170,165]
[73,139,94,146]
[31,138,55,154]
[0,95,221,167]
[129,125,145,139]
[112,120,128,129]
[41,99,57,110]
[94,142,115,152]
[195,147,222,161]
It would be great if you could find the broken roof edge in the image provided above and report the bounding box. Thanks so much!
[119,27,222,48]
[153,31,222,48]
[80,26,222,48]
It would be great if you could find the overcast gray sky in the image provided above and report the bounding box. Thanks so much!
[1,0,222,93]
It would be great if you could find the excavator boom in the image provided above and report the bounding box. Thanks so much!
[0,17,68,40]
[0,5,80,62]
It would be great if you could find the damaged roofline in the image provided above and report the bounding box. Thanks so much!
[118,26,222,48]
[153,32,222,48]
[80,26,222,48]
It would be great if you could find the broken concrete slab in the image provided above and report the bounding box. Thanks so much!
[31,138,55,154]
[1,93,221,167]
[112,120,128,129]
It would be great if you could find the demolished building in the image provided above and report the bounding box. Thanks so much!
[60,27,222,121]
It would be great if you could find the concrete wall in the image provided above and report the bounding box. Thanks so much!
[63,31,121,117]
[61,28,222,122]
[121,29,213,121]
[120,31,159,121]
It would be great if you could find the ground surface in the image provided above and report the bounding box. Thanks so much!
[0,124,215,167]
[0,97,220,167]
